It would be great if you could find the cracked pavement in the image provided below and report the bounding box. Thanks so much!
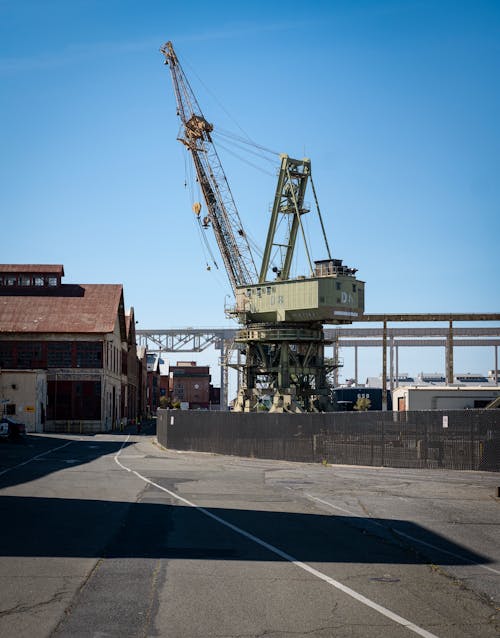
[0,428,499,637]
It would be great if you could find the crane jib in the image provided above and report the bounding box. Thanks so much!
[161,41,257,293]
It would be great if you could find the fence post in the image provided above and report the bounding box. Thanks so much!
[471,417,475,470]
[381,417,385,466]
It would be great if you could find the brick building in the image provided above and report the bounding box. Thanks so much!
[169,361,212,409]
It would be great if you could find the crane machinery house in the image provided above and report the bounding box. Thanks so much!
[234,259,363,325]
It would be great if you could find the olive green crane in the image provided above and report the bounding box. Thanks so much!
[161,41,365,412]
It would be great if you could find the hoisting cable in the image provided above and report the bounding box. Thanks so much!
[212,132,278,167]
[309,174,332,260]
[181,55,259,151]
[215,127,280,158]
[196,215,220,271]
[183,149,220,273]
[214,139,275,177]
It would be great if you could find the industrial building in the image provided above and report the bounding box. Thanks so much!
[0,264,143,432]
[168,361,217,410]
[392,385,500,411]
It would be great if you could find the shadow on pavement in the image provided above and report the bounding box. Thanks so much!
[0,436,134,489]
[0,494,492,567]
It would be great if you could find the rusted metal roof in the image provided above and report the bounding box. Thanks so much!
[0,264,65,275]
[0,284,124,335]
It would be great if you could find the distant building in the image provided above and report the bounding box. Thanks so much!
[333,387,392,411]
[169,361,212,409]
[365,374,414,388]
[136,345,148,418]
[209,385,221,409]
[488,370,500,384]
[159,356,170,401]
[392,385,500,411]
[416,372,446,385]
[454,373,489,384]
[125,308,140,422]
[0,264,139,432]
[146,352,161,415]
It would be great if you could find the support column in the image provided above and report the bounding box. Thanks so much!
[382,320,387,411]
[333,340,339,387]
[389,336,394,395]
[395,344,399,388]
[237,347,242,392]
[495,346,498,385]
[446,320,454,384]
[220,339,226,410]
[354,345,358,386]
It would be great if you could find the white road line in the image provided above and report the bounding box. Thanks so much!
[0,441,73,477]
[304,492,500,577]
[114,438,439,638]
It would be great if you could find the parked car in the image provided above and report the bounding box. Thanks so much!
[0,416,26,440]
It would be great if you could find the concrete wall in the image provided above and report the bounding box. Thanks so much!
[0,370,47,432]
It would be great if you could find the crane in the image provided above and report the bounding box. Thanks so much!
[161,41,365,412]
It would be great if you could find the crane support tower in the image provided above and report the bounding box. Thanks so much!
[161,41,365,412]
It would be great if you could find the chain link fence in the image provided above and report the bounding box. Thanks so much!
[157,409,500,472]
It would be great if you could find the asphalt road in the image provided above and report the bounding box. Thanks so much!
[0,424,499,638]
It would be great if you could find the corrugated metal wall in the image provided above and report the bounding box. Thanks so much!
[157,409,500,472]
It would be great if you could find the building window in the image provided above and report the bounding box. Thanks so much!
[17,343,43,368]
[47,277,57,286]
[47,380,101,420]
[76,342,103,368]
[48,342,72,367]
[34,277,44,286]
[6,276,16,286]
[174,383,184,399]
[20,276,31,286]
[0,342,15,368]
[5,404,16,416]
[336,282,341,290]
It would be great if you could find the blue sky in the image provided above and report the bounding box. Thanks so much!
[1,1,499,390]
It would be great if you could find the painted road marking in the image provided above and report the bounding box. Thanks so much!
[115,437,439,638]
[0,441,73,477]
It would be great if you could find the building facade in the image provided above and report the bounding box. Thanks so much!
[169,361,211,409]
[0,265,138,432]
[392,385,500,411]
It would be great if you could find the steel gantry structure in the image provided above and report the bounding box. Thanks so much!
[137,313,500,409]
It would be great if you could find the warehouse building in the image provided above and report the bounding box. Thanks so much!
[0,264,141,432]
